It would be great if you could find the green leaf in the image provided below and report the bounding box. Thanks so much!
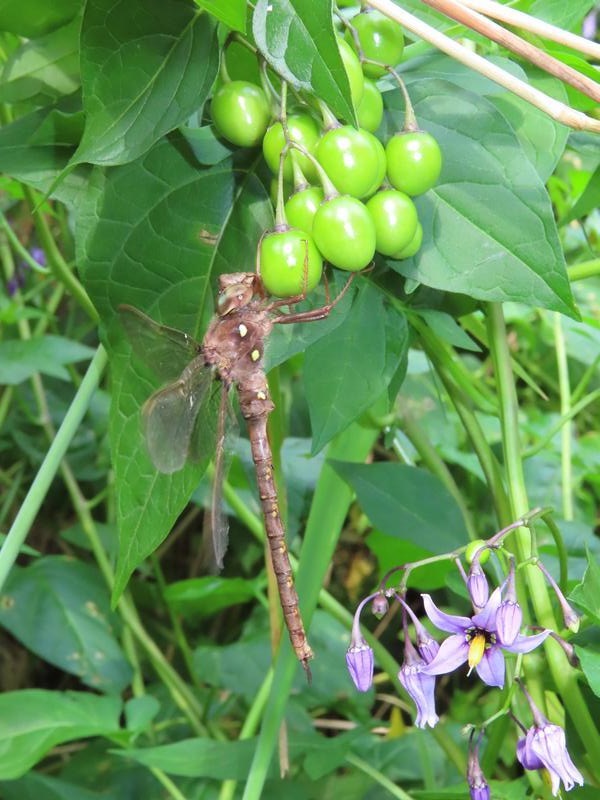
[124,696,160,733]
[0,557,132,693]
[0,16,80,104]
[165,575,260,619]
[252,0,355,124]
[114,738,258,779]
[0,335,96,384]
[417,309,481,352]
[332,462,466,553]
[73,0,219,165]
[385,80,576,317]
[569,551,600,625]
[561,163,600,225]
[575,644,600,699]
[366,529,453,590]
[194,0,246,32]
[489,68,569,182]
[0,94,85,200]
[304,282,388,453]
[180,124,235,166]
[0,0,80,38]
[0,772,106,800]
[0,690,121,779]
[530,0,596,34]
[76,136,272,598]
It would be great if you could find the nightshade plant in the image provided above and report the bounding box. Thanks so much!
[0,1,599,799]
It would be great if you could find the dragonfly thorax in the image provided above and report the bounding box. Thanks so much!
[203,305,272,387]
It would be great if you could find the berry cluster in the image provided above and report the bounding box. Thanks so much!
[209,8,442,297]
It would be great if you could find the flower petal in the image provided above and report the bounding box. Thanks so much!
[421,633,469,676]
[475,645,505,688]
[398,663,439,729]
[346,644,374,692]
[471,587,502,631]
[504,629,550,655]
[422,594,471,633]
[517,735,544,771]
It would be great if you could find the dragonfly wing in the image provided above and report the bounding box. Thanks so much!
[142,360,214,474]
[190,382,238,571]
[119,304,200,384]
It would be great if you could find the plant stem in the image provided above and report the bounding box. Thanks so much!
[346,753,417,799]
[22,185,99,322]
[568,259,600,281]
[0,346,108,590]
[522,388,600,459]
[553,313,573,520]
[149,767,188,800]
[218,669,273,800]
[414,320,511,522]
[400,410,477,539]
[485,302,600,768]
[541,512,569,594]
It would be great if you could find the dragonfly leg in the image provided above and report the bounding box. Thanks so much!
[272,270,358,325]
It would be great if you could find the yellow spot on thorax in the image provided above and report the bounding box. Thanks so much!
[251,349,260,361]
[467,633,486,674]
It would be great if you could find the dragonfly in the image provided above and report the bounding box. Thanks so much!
[119,272,353,673]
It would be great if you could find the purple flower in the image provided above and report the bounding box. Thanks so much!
[517,723,584,795]
[346,643,374,692]
[346,592,378,692]
[467,563,489,609]
[496,559,521,645]
[467,738,490,800]
[537,561,580,633]
[30,246,46,267]
[496,600,522,646]
[420,588,550,688]
[397,594,439,664]
[398,640,438,729]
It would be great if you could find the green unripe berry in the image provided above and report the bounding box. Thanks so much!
[284,186,324,234]
[338,37,364,107]
[465,539,491,565]
[392,221,423,259]
[346,10,404,79]
[262,114,320,182]
[211,81,271,148]
[366,190,418,256]
[386,131,443,196]
[312,195,376,271]
[259,228,323,297]
[357,79,384,133]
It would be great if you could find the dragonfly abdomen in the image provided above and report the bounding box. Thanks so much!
[244,410,314,669]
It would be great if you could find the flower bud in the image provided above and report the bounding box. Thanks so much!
[467,563,489,609]
[537,561,580,633]
[496,600,522,646]
[346,643,374,692]
[467,737,490,800]
[371,593,389,619]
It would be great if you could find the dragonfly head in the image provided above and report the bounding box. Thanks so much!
[217,272,263,315]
